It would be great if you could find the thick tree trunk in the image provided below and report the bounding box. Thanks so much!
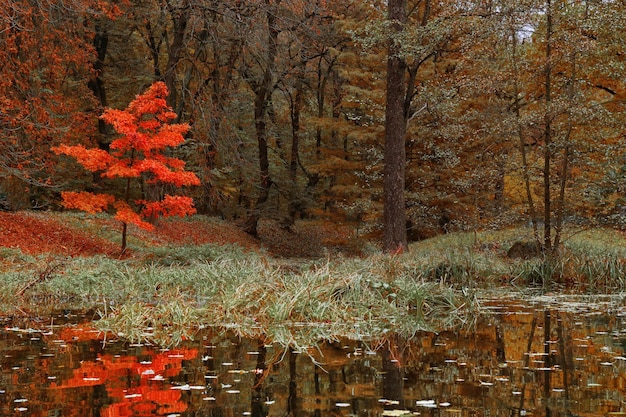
[315,55,326,159]
[383,0,408,253]
[243,88,272,236]
[286,79,304,227]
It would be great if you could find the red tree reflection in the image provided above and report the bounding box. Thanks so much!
[50,342,198,416]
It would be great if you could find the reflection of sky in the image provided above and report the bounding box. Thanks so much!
[518,23,535,42]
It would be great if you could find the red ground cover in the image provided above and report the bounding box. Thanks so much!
[0,212,360,258]
[0,212,120,256]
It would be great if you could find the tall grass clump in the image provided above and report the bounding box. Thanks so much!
[402,232,510,288]
[508,257,565,290]
[93,253,474,347]
[563,229,626,291]
[140,243,251,266]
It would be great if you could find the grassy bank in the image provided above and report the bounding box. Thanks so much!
[1,212,626,347]
[406,226,626,292]
[1,246,472,347]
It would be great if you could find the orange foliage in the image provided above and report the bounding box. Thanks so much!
[114,201,155,231]
[60,191,115,214]
[53,145,114,172]
[53,82,200,239]
[141,195,198,219]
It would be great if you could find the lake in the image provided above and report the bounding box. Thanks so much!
[1,295,625,416]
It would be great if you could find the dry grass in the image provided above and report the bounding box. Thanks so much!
[2,211,626,348]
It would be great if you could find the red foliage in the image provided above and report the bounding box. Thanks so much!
[53,82,200,247]
[59,192,116,214]
[0,212,119,257]
[141,196,197,219]
[114,201,155,231]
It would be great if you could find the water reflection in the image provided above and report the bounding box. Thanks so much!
[1,298,625,416]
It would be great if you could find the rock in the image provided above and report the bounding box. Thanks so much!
[507,241,542,259]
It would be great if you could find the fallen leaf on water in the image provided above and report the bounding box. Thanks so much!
[416,400,437,408]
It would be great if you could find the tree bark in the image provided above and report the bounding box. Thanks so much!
[286,75,304,227]
[554,51,577,251]
[510,17,540,244]
[87,26,109,151]
[543,0,553,253]
[163,0,189,119]
[243,0,280,236]
[383,0,408,253]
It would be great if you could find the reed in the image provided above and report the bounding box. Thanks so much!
[3,225,626,347]
[92,255,472,346]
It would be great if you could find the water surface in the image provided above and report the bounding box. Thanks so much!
[1,296,625,416]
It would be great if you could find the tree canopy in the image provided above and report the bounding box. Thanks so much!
[1,0,625,251]
[53,82,200,251]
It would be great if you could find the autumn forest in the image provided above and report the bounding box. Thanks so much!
[2,0,626,253]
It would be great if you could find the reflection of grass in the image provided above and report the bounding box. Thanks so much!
[2,223,626,347]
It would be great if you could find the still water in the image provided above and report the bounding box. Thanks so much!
[1,296,625,417]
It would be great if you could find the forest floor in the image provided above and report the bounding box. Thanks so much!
[0,211,366,260]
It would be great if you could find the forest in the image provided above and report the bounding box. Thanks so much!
[2,0,626,254]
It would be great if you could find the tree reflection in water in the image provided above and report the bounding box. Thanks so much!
[0,299,625,416]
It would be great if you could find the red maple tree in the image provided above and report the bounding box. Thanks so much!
[0,0,123,208]
[54,82,200,251]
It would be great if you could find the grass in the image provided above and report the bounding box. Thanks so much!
[2,214,626,347]
[400,226,626,293]
[1,246,473,347]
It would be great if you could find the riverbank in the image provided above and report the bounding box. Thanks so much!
[1,211,625,347]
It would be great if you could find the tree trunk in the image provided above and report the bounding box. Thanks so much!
[286,77,304,227]
[143,20,163,79]
[543,0,553,253]
[243,85,272,236]
[510,18,540,244]
[87,26,109,151]
[383,0,408,254]
[121,222,128,254]
[554,51,577,251]
[243,0,279,236]
[163,0,189,119]
[315,55,326,159]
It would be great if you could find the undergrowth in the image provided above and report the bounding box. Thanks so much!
[1,222,625,347]
[0,244,474,347]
